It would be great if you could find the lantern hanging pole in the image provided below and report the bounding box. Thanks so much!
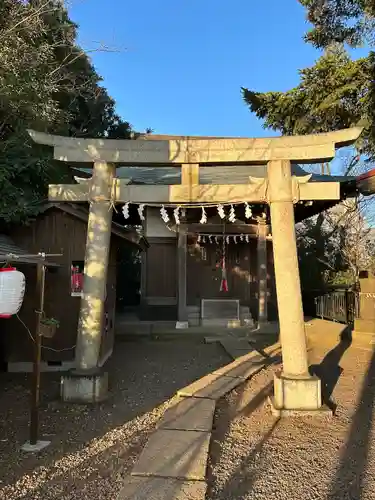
[0,251,64,454]
[0,253,62,261]
[30,262,46,448]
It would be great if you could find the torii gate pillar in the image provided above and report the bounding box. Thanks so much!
[61,161,115,403]
[267,160,323,415]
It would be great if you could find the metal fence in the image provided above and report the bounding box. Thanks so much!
[304,288,359,325]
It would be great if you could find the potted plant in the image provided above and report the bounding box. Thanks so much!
[39,317,60,339]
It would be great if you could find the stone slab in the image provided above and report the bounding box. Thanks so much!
[220,339,253,359]
[177,373,221,397]
[204,336,227,344]
[178,373,242,400]
[222,338,253,349]
[159,397,216,432]
[132,429,210,480]
[213,351,260,373]
[117,476,206,500]
[213,357,265,379]
[193,375,243,400]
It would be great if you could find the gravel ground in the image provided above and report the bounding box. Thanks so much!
[207,340,375,500]
[0,338,229,500]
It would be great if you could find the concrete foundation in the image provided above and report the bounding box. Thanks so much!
[21,440,51,452]
[60,369,108,403]
[269,397,332,418]
[7,360,75,373]
[272,371,323,412]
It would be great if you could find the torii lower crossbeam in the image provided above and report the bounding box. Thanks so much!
[48,178,341,204]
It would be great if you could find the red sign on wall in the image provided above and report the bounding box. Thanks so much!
[71,261,84,297]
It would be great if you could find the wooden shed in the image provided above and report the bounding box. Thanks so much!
[0,203,145,372]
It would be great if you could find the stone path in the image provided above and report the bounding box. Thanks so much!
[116,339,280,500]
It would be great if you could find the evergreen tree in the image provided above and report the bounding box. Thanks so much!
[242,1,375,158]
[0,0,134,224]
[300,0,375,48]
[242,45,374,157]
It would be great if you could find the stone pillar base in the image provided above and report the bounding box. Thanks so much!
[270,371,332,417]
[61,368,108,403]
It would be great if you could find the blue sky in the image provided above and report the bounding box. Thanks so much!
[69,0,367,139]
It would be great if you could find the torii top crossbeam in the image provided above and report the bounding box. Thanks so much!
[28,128,362,164]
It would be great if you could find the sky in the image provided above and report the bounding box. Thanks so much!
[68,0,329,138]
[67,0,370,178]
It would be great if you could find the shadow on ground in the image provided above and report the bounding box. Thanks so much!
[327,346,375,499]
[207,329,375,500]
[309,328,352,412]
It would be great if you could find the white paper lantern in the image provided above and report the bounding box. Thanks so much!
[0,267,26,318]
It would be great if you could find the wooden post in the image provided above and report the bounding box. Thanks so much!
[176,225,188,327]
[16,251,63,451]
[176,166,198,329]
[75,161,115,371]
[257,219,268,324]
[30,262,45,446]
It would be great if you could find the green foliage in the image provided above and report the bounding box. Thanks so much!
[242,45,374,157]
[0,0,134,225]
[242,0,375,157]
[41,317,60,327]
[299,0,375,48]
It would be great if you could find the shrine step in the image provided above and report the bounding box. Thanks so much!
[354,319,375,333]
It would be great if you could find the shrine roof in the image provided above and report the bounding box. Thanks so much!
[37,203,148,249]
[75,164,357,186]
[0,235,60,267]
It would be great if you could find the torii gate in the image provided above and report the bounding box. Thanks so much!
[29,127,362,412]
